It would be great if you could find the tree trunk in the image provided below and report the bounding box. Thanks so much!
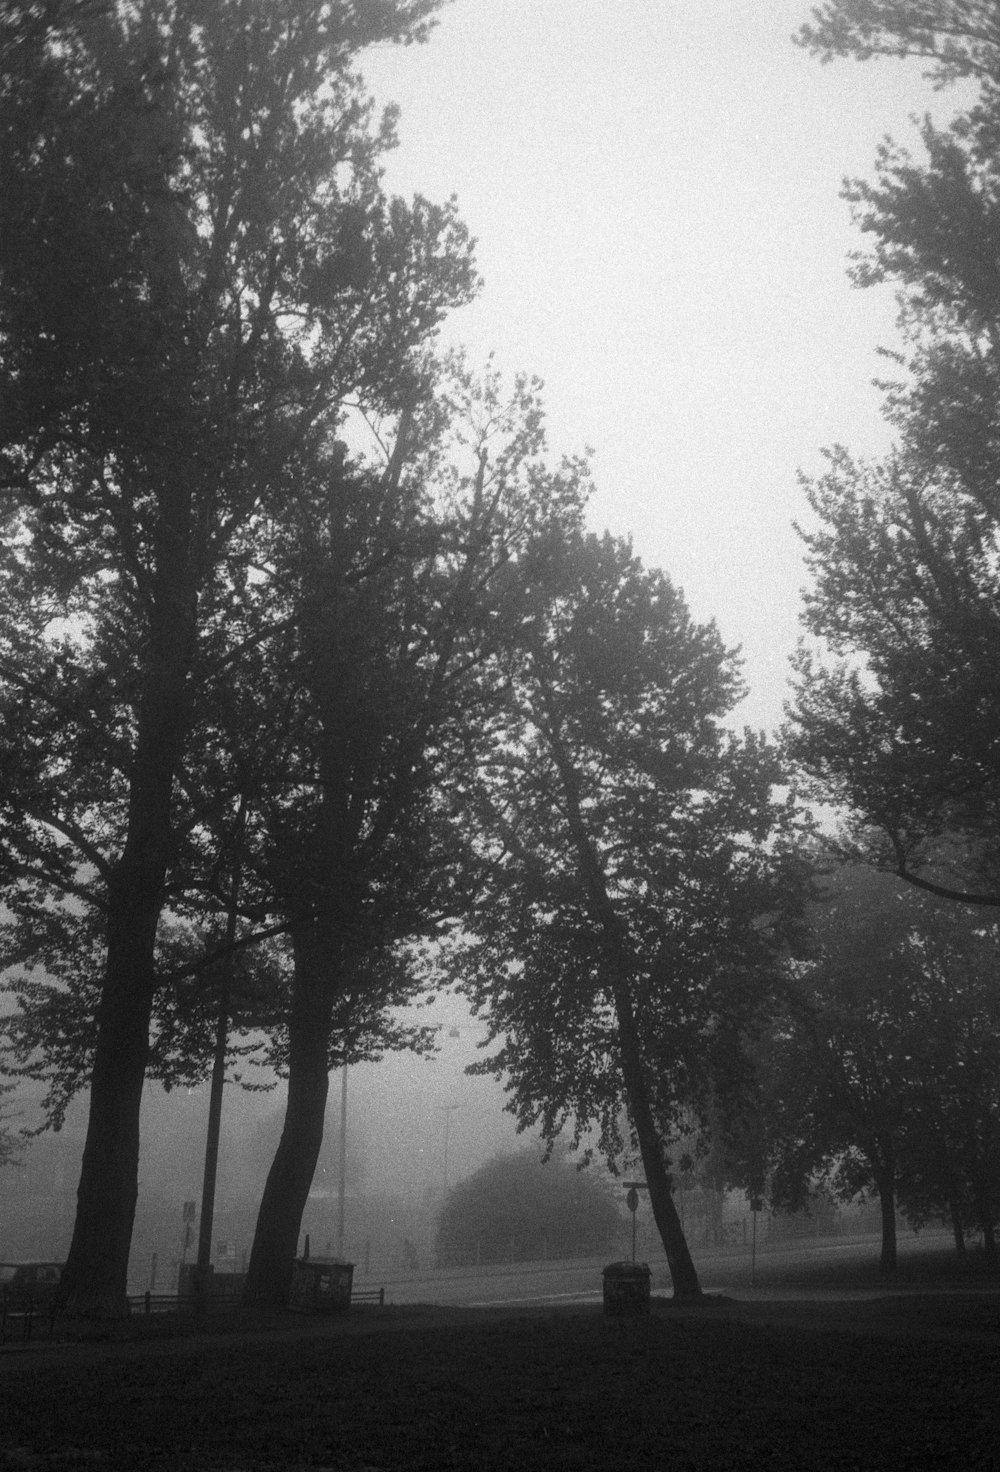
[949,1199,966,1255]
[58,540,196,1317]
[243,931,337,1309]
[57,895,158,1316]
[970,1171,998,1269]
[873,1165,897,1276]
[540,711,701,1301]
[962,1124,999,1270]
[612,977,702,1302]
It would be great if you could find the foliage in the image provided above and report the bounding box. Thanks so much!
[434,1147,622,1267]
[0,1080,24,1169]
[444,526,811,1298]
[786,7,1000,906]
[797,2,1000,87]
[458,529,808,1163]
[758,863,1000,1265]
[0,907,290,1127]
[0,0,476,1312]
[235,365,594,1305]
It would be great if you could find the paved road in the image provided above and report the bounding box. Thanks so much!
[373,1230,955,1309]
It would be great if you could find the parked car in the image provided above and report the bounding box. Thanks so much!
[0,1261,63,1309]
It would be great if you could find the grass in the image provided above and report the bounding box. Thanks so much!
[0,1243,997,1471]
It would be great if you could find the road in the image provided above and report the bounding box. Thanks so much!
[372,1230,954,1309]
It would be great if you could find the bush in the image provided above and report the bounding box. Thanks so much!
[435,1148,622,1267]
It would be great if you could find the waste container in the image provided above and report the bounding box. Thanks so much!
[602,1261,651,1317]
[288,1257,354,1313]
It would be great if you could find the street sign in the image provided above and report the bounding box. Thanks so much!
[626,1187,639,1213]
[182,1200,196,1223]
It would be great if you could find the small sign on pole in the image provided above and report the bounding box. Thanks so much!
[624,1183,646,1263]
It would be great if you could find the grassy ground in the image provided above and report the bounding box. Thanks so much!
[1,1244,997,1471]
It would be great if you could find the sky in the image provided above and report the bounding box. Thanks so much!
[358,0,968,734]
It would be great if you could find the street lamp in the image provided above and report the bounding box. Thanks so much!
[438,1103,461,1195]
[336,1065,348,1257]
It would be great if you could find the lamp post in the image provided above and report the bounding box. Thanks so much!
[194,798,246,1311]
[336,1066,348,1257]
[439,1104,461,1195]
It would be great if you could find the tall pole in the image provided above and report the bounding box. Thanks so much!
[440,1104,460,1196]
[195,799,245,1310]
[336,1066,348,1257]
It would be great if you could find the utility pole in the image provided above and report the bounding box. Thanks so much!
[195,799,246,1311]
[336,1066,348,1257]
[439,1104,461,1195]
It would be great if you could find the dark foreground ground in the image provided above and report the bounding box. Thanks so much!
[1,1243,997,1472]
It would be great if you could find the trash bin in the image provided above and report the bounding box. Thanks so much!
[602,1261,651,1317]
[288,1257,354,1313]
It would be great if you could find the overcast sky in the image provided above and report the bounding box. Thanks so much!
[359,0,967,735]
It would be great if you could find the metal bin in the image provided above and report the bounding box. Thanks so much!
[601,1260,651,1316]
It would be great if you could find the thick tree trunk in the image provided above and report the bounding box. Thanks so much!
[243,931,336,1309]
[57,890,158,1315]
[58,508,197,1317]
[612,978,702,1302]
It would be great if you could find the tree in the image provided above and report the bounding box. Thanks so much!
[786,7,1000,906]
[762,867,918,1273]
[435,1147,622,1268]
[0,908,286,1128]
[0,0,475,1315]
[185,366,591,1306]
[454,530,808,1302]
[759,864,1000,1272]
[892,907,1000,1262]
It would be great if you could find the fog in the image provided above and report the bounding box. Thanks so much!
[0,991,538,1290]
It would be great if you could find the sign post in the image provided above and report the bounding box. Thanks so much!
[624,1181,648,1264]
[749,1195,763,1287]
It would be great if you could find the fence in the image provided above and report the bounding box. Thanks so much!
[433,1233,625,1270]
[0,1292,59,1346]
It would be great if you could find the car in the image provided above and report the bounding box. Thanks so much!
[0,1261,63,1310]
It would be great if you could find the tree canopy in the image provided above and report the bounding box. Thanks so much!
[452,528,809,1299]
[0,0,475,1316]
[435,1148,622,1268]
[758,863,1000,1269]
[786,2,1000,906]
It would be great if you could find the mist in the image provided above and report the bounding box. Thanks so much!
[0,994,529,1292]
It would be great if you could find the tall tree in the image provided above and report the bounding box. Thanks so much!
[786,4,1000,905]
[0,0,475,1315]
[763,867,917,1274]
[455,530,806,1302]
[181,366,591,1306]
